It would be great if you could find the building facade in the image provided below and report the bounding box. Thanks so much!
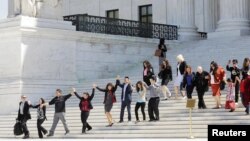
[1,0,250,39]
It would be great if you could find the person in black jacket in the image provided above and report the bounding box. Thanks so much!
[226,59,241,104]
[116,76,133,123]
[194,66,209,109]
[174,54,187,99]
[143,60,154,86]
[74,85,95,134]
[41,88,74,137]
[158,38,167,71]
[30,98,47,138]
[96,82,117,127]
[241,58,250,80]
[17,95,31,139]
[158,59,172,100]
[182,65,195,99]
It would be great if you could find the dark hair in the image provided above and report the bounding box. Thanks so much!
[125,76,129,79]
[83,92,90,99]
[232,59,238,64]
[150,75,157,81]
[161,59,170,70]
[106,83,115,91]
[143,60,152,69]
[56,89,62,94]
[185,65,192,75]
[40,98,45,104]
[243,57,250,68]
[226,78,232,82]
[210,61,218,75]
[159,38,165,45]
[136,81,144,92]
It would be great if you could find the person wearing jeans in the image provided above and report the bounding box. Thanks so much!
[134,81,146,122]
[116,76,133,123]
[41,88,74,137]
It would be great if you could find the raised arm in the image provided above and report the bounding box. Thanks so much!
[96,86,107,92]
[74,92,82,100]
[89,88,95,101]
[116,79,123,88]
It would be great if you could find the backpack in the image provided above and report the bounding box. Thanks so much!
[14,121,23,136]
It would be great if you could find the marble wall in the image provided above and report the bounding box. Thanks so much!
[0,16,161,114]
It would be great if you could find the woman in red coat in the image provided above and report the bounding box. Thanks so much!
[209,61,226,109]
[242,71,250,115]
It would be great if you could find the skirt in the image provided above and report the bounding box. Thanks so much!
[211,84,220,96]
[174,74,183,87]
[104,104,113,113]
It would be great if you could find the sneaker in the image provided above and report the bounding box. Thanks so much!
[229,109,235,112]
[44,130,48,135]
[65,131,70,135]
[182,96,187,99]
[135,120,140,123]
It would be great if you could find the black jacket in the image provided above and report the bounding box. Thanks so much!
[143,67,154,78]
[49,94,72,113]
[96,85,117,104]
[116,80,133,102]
[158,44,167,57]
[160,66,173,81]
[31,104,47,120]
[75,89,95,111]
[17,101,31,120]
[226,65,240,82]
[177,61,187,75]
[194,71,209,92]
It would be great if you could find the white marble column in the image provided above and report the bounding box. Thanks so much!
[167,0,199,40]
[216,0,250,31]
[203,0,218,32]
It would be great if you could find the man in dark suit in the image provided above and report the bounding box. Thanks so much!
[116,76,133,123]
[17,95,31,139]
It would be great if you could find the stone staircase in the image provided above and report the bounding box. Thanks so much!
[0,77,249,139]
[1,35,250,139]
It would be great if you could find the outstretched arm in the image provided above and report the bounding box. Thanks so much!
[74,92,82,100]
[96,86,107,92]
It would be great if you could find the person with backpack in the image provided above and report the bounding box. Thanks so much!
[96,82,117,127]
[73,85,95,134]
[30,98,48,138]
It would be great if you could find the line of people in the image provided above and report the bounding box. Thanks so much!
[16,75,163,139]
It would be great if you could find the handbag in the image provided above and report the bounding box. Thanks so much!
[14,120,23,136]
[220,80,226,90]
[154,49,162,57]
